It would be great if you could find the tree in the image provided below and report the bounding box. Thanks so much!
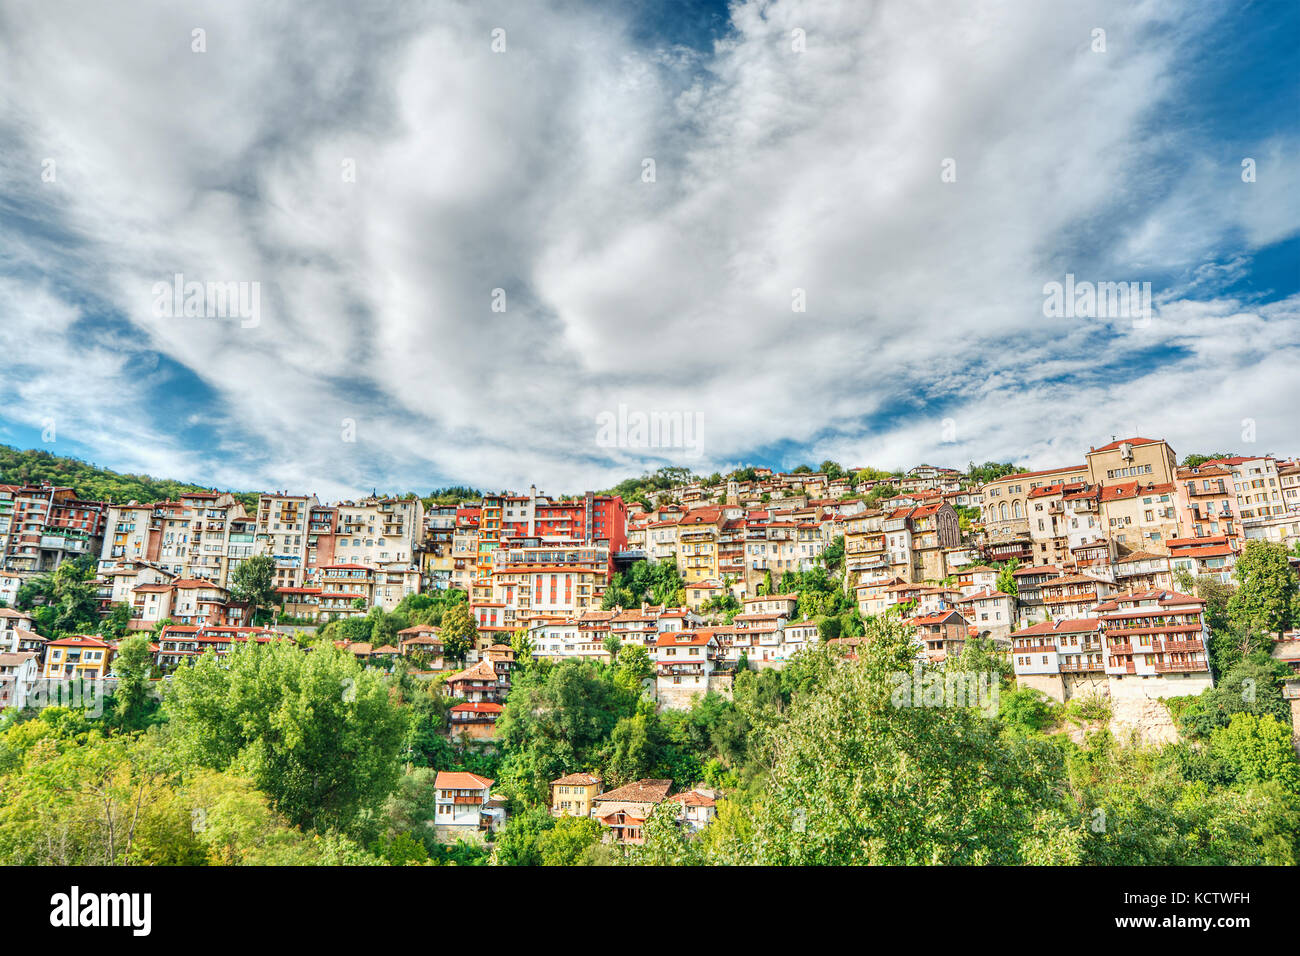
[439,603,478,663]
[99,602,133,640]
[604,711,668,788]
[110,634,157,728]
[1229,540,1298,638]
[165,640,406,832]
[1210,712,1300,790]
[1176,655,1292,739]
[639,625,1082,865]
[1181,452,1235,469]
[230,554,277,612]
[996,559,1020,597]
[541,814,603,865]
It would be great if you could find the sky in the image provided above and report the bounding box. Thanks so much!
[0,0,1297,500]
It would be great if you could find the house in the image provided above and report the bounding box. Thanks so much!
[0,608,37,652]
[444,657,508,703]
[591,778,673,845]
[0,651,39,709]
[41,635,114,680]
[667,788,719,832]
[433,771,502,839]
[958,589,1016,642]
[908,610,970,662]
[550,772,603,817]
[654,629,720,707]
[448,701,503,738]
[398,624,445,669]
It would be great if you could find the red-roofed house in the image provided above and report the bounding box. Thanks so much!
[434,771,502,836]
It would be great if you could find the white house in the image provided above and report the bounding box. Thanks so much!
[433,771,499,836]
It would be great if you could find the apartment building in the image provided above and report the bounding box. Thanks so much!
[981,465,1088,554]
[1085,437,1178,487]
[255,493,319,589]
[324,496,424,572]
[1096,589,1213,697]
[489,539,611,624]
[1174,462,1239,543]
[4,485,105,573]
[1099,481,1181,556]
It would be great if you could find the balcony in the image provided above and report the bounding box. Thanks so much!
[1154,660,1207,673]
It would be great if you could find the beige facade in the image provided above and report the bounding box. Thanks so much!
[1085,437,1177,487]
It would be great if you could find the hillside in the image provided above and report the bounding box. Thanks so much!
[0,444,257,509]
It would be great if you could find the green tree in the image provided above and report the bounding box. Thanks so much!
[165,640,406,832]
[229,554,277,612]
[440,603,478,663]
[110,634,157,728]
[540,814,603,865]
[1210,712,1300,790]
[1180,452,1235,469]
[996,560,1020,597]
[1229,540,1298,638]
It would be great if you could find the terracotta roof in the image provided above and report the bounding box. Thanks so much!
[435,771,495,790]
[552,772,602,787]
[1091,437,1161,453]
[445,658,500,683]
[592,778,672,804]
[1015,618,1102,636]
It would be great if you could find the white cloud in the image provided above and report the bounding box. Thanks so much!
[0,0,1296,497]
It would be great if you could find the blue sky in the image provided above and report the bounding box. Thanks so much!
[0,0,1297,499]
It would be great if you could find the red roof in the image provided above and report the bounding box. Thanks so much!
[1091,437,1161,453]
[435,771,495,790]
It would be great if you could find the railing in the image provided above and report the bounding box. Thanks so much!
[1154,661,1207,673]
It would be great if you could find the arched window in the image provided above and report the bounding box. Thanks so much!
[999,502,1008,521]
[1012,500,1023,519]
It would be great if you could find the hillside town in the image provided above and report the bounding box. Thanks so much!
[3,436,1300,846]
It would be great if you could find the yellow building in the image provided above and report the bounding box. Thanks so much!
[551,772,603,817]
[677,508,723,584]
[42,634,114,680]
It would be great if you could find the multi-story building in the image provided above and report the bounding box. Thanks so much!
[155,624,278,670]
[1085,437,1178,487]
[655,629,720,706]
[1168,535,1236,584]
[4,485,105,573]
[41,634,113,680]
[1011,587,1212,701]
[255,493,319,589]
[981,465,1087,556]
[1098,481,1181,556]
[1174,462,1239,543]
[1095,589,1213,696]
[433,771,499,837]
[321,496,424,572]
[550,772,603,818]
